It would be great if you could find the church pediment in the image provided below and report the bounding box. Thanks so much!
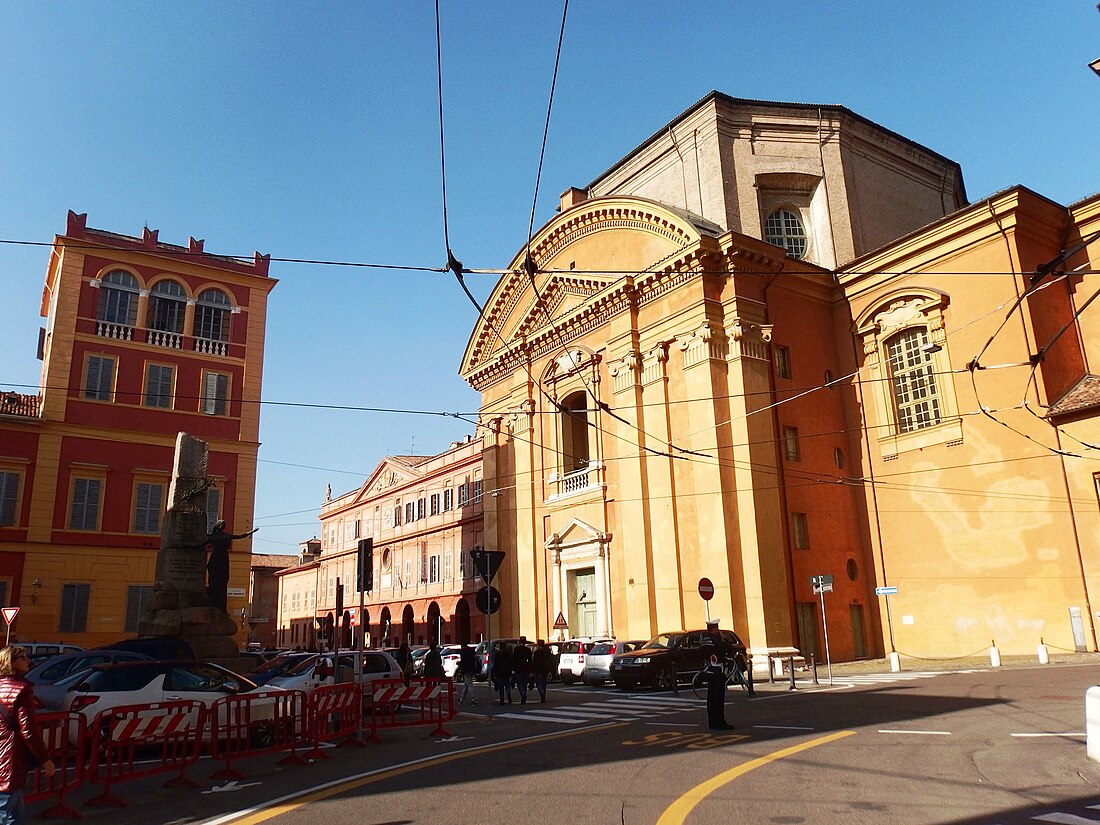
[460,197,712,380]
[357,458,425,502]
[545,517,609,551]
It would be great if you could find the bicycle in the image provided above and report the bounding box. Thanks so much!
[691,657,753,699]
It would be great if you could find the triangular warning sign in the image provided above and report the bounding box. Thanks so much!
[1,607,19,625]
[553,611,568,630]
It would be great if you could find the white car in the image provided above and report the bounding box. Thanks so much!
[557,638,614,684]
[266,650,401,696]
[440,645,464,679]
[57,660,290,737]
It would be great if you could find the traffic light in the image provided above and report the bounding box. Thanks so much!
[358,539,374,593]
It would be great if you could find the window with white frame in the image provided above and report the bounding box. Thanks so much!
[764,209,807,259]
[148,279,186,334]
[405,502,414,523]
[443,488,453,511]
[459,548,468,579]
[194,288,231,342]
[429,555,439,583]
[443,551,452,580]
[473,480,482,503]
[0,471,19,527]
[97,270,139,326]
[885,327,942,433]
[430,494,440,516]
[83,354,116,402]
[143,363,175,409]
[417,498,425,520]
[458,483,470,507]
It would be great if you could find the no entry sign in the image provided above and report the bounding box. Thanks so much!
[697,578,714,601]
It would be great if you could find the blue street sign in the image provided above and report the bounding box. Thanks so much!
[875,586,899,596]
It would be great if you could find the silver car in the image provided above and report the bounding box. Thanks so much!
[583,640,645,685]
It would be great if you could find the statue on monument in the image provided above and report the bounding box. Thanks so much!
[204,520,259,611]
[138,432,254,662]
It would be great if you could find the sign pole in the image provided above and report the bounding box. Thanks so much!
[818,586,832,685]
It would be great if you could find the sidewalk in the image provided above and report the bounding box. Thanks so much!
[758,648,1100,686]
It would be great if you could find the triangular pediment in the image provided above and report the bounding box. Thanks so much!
[461,197,714,379]
[355,457,427,502]
[545,518,605,550]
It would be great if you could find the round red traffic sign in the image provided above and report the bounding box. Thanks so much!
[698,577,714,601]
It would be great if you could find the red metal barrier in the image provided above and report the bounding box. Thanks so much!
[84,700,205,807]
[368,678,454,742]
[25,711,86,819]
[208,689,310,780]
[306,683,363,760]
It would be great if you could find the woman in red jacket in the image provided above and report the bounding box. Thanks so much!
[0,646,54,824]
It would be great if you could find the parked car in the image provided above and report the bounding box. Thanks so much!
[583,640,645,685]
[609,629,748,691]
[266,650,401,697]
[409,646,431,676]
[93,637,196,660]
[52,660,289,738]
[21,643,84,666]
[440,645,464,679]
[557,638,613,684]
[244,652,315,686]
[27,650,153,706]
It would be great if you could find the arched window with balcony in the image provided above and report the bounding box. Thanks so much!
[148,279,186,348]
[193,288,231,354]
[96,270,139,337]
[560,391,590,475]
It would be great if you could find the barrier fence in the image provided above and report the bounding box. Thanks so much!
[368,677,455,742]
[208,689,310,780]
[22,677,460,816]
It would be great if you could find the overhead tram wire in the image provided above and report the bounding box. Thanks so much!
[1,238,1095,281]
[965,230,1100,458]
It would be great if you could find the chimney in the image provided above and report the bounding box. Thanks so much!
[559,187,588,212]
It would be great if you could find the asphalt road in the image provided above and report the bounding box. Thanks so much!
[41,662,1100,825]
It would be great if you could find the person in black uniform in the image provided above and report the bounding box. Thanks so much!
[511,638,532,704]
[701,633,734,730]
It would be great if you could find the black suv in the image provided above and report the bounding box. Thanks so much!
[609,629,748,690]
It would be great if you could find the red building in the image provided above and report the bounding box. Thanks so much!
[0,211,275,647]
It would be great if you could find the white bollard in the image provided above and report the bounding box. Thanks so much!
[772,656,783,678]
[889,651,901,673]
[1037,643,1049,665]
[1088,687,1100,762]
[990,644,1001,668]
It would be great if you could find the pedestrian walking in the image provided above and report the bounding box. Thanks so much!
[512,637,532,704]
[422,643,444,679]
[394,641,413,684]
[491,643,513,704]
[701,634,733,730]
[458,643,478,706]
[532,639,553,702]
[0,646,54,824]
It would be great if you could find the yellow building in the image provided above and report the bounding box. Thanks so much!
[460,93,1100,662]
[460,95,966,663]
[0,212,274,647]
[839,186,1100,657]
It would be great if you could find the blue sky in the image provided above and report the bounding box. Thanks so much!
[2,2,1097,555]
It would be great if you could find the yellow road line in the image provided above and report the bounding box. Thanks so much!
[211,722,626,825]
[657,730,856,825]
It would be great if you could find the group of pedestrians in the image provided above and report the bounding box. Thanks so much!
[490,638,555,705]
